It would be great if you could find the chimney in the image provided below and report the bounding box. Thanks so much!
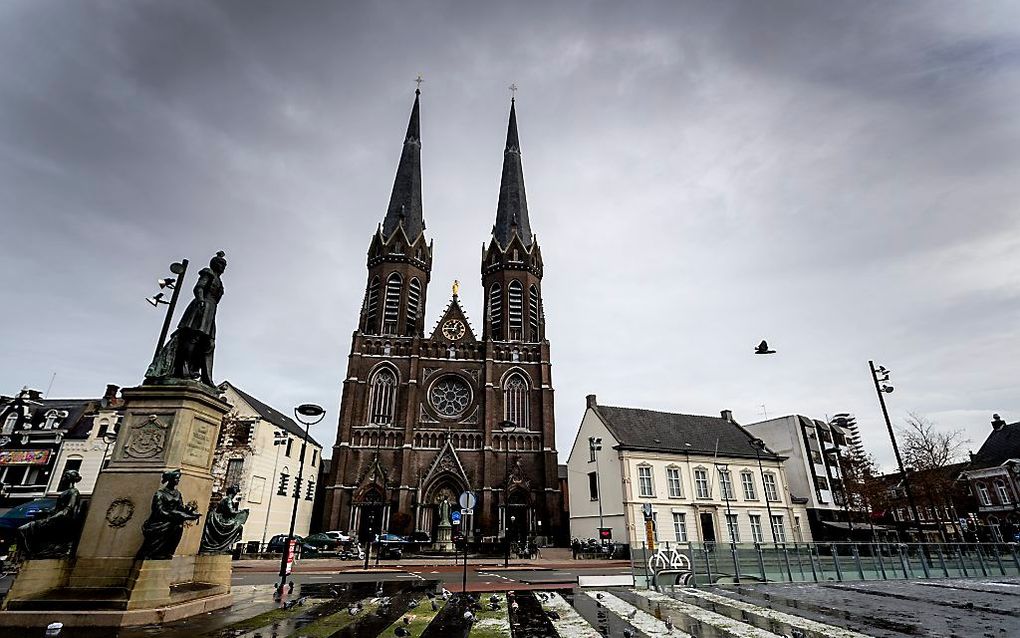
[104,384,120,401]
[721,409,734,422]
[586,394,598,409]
[991,414,1006,431]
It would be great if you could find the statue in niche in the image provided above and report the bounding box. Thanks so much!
[199,484,249,554]
[145,251,226,387]
[18,469,83,559]
[136,469,201,560]
[438,496,451,525]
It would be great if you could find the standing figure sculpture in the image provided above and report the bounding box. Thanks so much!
[199,484,249,554]
[19,469,83,559]
[136,469,201,560]
[146,251,226,387]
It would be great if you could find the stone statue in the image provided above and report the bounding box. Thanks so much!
[145,251,227,387]
[18,469,83,559]
[438,496,451,525]
[136,469,201,560]
[199,484,249,554]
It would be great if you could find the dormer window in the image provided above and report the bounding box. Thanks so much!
[43,410,60,430]
[2,413,17,435]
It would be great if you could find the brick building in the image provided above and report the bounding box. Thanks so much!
[321,90,562,545]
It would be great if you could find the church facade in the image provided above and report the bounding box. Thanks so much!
[321,89,563,546]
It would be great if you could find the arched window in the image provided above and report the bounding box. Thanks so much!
[368,368,397,425]
[43,410,59,430]
[2,412,17,435]
[383,273,402,334]
[488,284,502,339]
[365,276,381,332]
[528,285,541,341]
[995,479,1011,505]
[406,278,422,336]
[503,373,529,430]
[977,482,992,506]
[508,280,523,341]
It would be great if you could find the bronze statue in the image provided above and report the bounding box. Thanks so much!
[18,469,83,559]
[136,469,201,560]
[199,484,249,554]
[145,251,226,387]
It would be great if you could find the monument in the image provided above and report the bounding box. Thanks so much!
[1,252,235,628]
[432,497,455,553]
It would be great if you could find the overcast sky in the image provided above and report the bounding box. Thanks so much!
[1,1,1018,469]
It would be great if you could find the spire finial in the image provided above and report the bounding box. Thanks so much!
[415,73,424,95]
[508,82,518,102]
[452,279,460,297]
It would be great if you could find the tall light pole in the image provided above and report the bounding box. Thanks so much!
[589,436,605,538]
[751,439,778,543]
[277,403,325,594]
[146,259,189,361]
[869,361,923,539]
[499,420,516,568]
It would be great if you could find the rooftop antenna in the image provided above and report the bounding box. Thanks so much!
[44,372,56,398]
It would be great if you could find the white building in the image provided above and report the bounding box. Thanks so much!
[743,414,867,542]
[567,395,812,547]
[44,387,123,498]
[216,382,325,548]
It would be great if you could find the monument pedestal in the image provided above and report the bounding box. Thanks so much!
[1,384,234,627]
[433,521,454,553]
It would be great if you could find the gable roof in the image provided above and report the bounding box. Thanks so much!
[221,381,322,447]
[429,293,477,342]
[594,404,781,461]
[971,419,1020,469]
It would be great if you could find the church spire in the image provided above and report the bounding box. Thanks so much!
[492,96,533,249]
[381,88,424,241]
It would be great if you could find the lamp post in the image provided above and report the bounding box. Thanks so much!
[751,439,778,543]
[277,403,325,594]
[146,259,189,361]
[868,361,923,539]
[499,420,516,568]
[589,436,605,539]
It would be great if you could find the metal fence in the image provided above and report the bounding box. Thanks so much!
[629,541,1020,589]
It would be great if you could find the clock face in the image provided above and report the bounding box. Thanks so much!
[442,319,466,341]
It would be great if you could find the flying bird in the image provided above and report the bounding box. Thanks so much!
[754,340,776,355]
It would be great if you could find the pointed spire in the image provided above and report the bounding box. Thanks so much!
[382,88,424,241]
[493,96,533,249]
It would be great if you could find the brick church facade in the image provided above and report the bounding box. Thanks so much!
[321,89,563,546]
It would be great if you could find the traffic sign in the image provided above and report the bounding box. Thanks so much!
[458,490,477,510]
[451,510,461,524]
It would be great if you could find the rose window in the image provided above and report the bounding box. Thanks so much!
[429,376,472,417]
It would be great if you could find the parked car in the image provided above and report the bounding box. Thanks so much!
[375,533,406,560]
[266,534,303,554]
[324,530,352,543]
[0,498,55,554]
[406,531,431,550]
[302,533,344,555]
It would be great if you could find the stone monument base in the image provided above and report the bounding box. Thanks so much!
[432,523,454,553]
[1,555,233,627]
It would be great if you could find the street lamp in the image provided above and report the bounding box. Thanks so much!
[589,436,605,539]
[146,260,189,362]
[499,420,516,568]
[868,361,923,539]
[751,439,778,543]
[277,403,325,594]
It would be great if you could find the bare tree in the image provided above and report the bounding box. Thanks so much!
[897,412,970,540]
[899,412,968,470]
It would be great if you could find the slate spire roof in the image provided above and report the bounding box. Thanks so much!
[492,98,533,249]
[381,89,425,241]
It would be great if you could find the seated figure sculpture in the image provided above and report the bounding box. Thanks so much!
[199,484,249,554]
[18,469,83,559]
[136,469,201,560]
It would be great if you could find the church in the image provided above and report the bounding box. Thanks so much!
[321,88,563,547]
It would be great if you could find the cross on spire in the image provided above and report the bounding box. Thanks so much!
[415,74,424,94]
[508,83,518,101]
